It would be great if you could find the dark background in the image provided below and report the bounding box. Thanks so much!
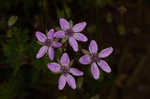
[0,0,150,99]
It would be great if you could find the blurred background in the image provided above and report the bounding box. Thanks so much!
[0,0,150,99]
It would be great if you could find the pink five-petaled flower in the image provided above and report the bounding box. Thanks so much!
[35,29,62,60]
[48,53,84,90]
[79,40,113,80]
[54,18,88,52]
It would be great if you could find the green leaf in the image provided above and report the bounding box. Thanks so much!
[8,16,18,26]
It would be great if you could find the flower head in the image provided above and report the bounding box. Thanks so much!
[79,40,113,80]
[48,53,84,90]
[35,29,62,60]
[54,18,88,52]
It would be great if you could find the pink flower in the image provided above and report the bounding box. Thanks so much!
[35,29,62,60]
[54,18,88,52]
[48,53,84,90]
[79,40,113,80]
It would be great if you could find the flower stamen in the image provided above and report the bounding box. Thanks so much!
[66,29,74,37]
[44,39,53,47]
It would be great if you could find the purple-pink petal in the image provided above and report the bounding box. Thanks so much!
[69,37,78,52]
[60,53,70,66]
[35,32,47,42]
[52,41,62,48]
[89,40,98,54]
[54,30,65,38]
[48,47,54,60]
[36,46,48,59]
[58,74,66,90]
[59,18,70,31]
[48,62,61,73]
[73,33,88,42]
[79,54,91,65]
[72,22,87,32]
[66,74,76,89]
[97,60,111,73]
[98,47,113,58]
[91,62,100,80]
[69,68,84,76]
[47,29,54,40]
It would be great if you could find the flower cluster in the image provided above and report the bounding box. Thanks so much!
[35,18,113,90]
